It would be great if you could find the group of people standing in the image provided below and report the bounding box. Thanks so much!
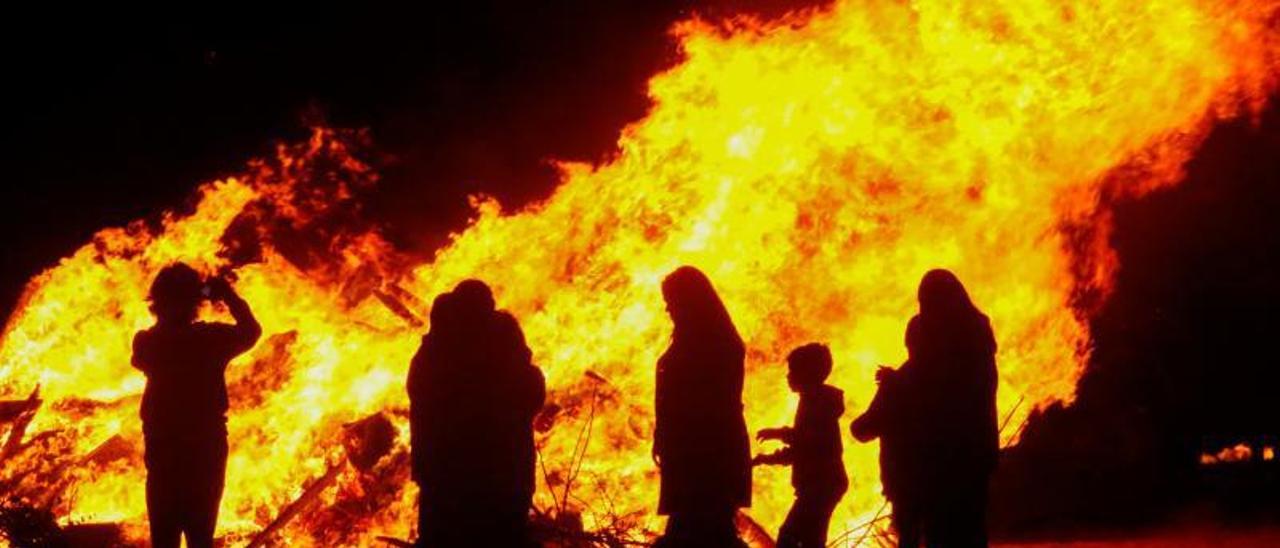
[131,262,998,548]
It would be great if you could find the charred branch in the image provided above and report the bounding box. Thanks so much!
[373,289,424,328]
[246,461,346,548]
[1,389,41,462]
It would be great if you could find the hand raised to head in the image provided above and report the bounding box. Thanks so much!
[205,277,235,302]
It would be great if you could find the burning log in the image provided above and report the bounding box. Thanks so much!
[247,412,398,547]
[735,512,776,548]
[81,435,137,466]
[1,388,41,462]
[341,413,397,472]
[373,289,424,328]
[0,388,40,423]
[246,461,345,548]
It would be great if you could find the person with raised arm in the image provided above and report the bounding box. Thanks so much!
[133,263,261,548]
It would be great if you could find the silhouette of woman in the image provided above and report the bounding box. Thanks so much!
[653,266,751,548]
[906,269,998,547]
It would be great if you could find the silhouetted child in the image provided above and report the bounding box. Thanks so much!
[132,264,260,548]
[754,343,848,548]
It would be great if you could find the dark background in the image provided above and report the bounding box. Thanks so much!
[4,2,1277,535]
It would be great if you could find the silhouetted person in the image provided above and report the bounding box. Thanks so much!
[754,343,848,548]
[408,280,545,547]
[132,263,261,548]
[653,266,751,548]
[866,269,997,547]
[851,359,926,547]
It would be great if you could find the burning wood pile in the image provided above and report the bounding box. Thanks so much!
[1,0,1278,545]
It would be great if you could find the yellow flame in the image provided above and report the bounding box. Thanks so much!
[1,0,1277,545]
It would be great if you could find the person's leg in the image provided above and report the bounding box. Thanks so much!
[145,468,182,548]
[775,500,803,548]
[660,509,744,548]
[182,437,228,548]
[811,493,840,548]
[779,494,839,548]
[144,435,182,548]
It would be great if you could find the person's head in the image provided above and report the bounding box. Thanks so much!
[428,291,460,334]
[662,266,718,326]
[149,263,204,325]
[451,279,496,327]
[917,269,976,318]
[786,343,833,391]
[661,265,744,352]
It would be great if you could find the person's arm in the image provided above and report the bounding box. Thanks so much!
[209,277,261,355]
[753,447,794,466]
[850,388,887,442]
[131,331,153,375]
[758,426,795,444]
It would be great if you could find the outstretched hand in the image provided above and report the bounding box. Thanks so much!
[756,427,790,442]
[752,451,784,467]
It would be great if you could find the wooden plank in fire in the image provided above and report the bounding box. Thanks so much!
[373,289,423,328]
[246,460,346,548]
[1,388,42,461]
[0,387,40,423]
[247,412,397,547]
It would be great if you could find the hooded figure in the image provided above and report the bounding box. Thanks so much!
[852,270,997,547]
[907,269,998,547]
[408,280,545,548]
[653,266,751,548]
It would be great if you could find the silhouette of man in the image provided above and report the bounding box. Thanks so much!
[755,343,848,548]
[653,266,751,548]
[132,263,260,548]
[408,280,545,547]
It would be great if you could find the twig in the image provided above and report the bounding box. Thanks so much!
[560,380,600,512]
[375,535,414,547]
[998,395,1025,437]
[850,500,889,547]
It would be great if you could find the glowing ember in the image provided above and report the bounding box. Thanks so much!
[1,0,1277,545]
[1201,443,1255,466]
[1201,443,1278,466]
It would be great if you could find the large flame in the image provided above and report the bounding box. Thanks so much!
[1,0,1277,545]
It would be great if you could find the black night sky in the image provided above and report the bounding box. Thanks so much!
[4,2,1278,537]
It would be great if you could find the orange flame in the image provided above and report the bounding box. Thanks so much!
[1,0,1278,544]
